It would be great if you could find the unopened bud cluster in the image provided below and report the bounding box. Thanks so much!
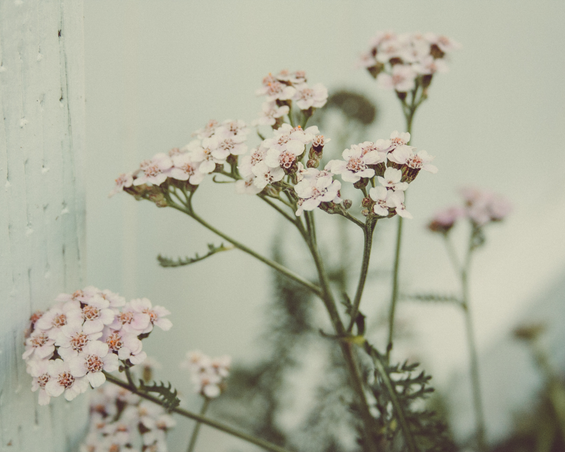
[23,286,171,405]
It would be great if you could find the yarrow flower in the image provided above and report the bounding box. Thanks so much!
[294,167,342,217]
[428,187,511,233]
[181,351,231,399]
[23,286,172,405]
[254,70,328,128]
[79,371,175,452]
[460,187,512,226]
[359,31,459,92]
[327,130,436,219]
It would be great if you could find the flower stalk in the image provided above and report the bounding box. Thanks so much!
[187,397,211,452]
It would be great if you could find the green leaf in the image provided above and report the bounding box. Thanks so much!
[138,380,181,412]
[402,293,461,304]
[157,243,233,268]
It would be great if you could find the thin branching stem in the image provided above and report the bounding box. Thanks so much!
[460,228,487,452]
[258,194,296,225]
[347,219,377,332]
[386,90,419,361]
[299,213,380,451]
[103,373,294,452]
[167,198,323,298]
[386,211,404,361]
[442,234,462,277]
[187,397,211,452]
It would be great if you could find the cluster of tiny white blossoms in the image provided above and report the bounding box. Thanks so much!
[109,118,250,202]
[180,351,231,399]
[327,130,437,219]
[110,71,436,221]
[359,31,460,94]
[254,69,328,127]
[428,187,511,233]
[80,378,175,452]
[23,286,172,405]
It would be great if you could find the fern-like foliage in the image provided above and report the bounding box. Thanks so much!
[157,243,233,268]
[138,380,181,412]
[363,342,457,452]
[401,293,461,305]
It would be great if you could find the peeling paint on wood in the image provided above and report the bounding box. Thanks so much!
[0,1,87,451]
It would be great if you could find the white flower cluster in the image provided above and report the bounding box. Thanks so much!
[23,286,172,405]
[327,130,437,219]
[80,382,175,452]
[359,31,460,93]
[428,187,512,233]
[110,70,439,221]
[254,69,328,126]
[237,123,327,195]
[109,119,250,198]
[180,351,231,399]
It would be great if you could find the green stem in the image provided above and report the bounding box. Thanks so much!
[442,234,462,279]
[460,232,487,452]
[187,398,211,452]
[104,373,293,452]
[258,194,296,225]
[124,366,135,387]
[386,212,404,360]
[167,199,323,299]
[347,219,377,332]
[385,86,423,360]
[300,216,380,451]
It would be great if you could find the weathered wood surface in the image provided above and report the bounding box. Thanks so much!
[0,1,87,450]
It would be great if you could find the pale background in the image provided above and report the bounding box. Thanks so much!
[84,1,565,450]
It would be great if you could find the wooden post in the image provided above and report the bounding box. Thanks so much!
[0,1,87,450]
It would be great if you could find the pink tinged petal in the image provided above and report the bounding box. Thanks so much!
[286,140,305,155]
[363,152,382,165]
[99,309,116,325]
[88,372,106,388]
[117,347,132,360]
[38,390,51,405]
[103,353,119,372]
[396,207,413,219]
[152,173,168,186]
[168,167,188,181]
[88,340,109,356]
[388,146,412,164]
[69,359,88,377]
[302,198,321,211]
[130,351,147,365]
[374,204,389,216]
[83,319,104,335]
[45,380,65,397]
[36,345,55,360]
[423,163,438,174]
[203,384,221,398]
[130,313,151,331]
[155,318,172,331]
[64,384,82,401]
[341,171,361,183]
[199,160,216,174]
[58,347,78,361]
[153,306,171,317]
